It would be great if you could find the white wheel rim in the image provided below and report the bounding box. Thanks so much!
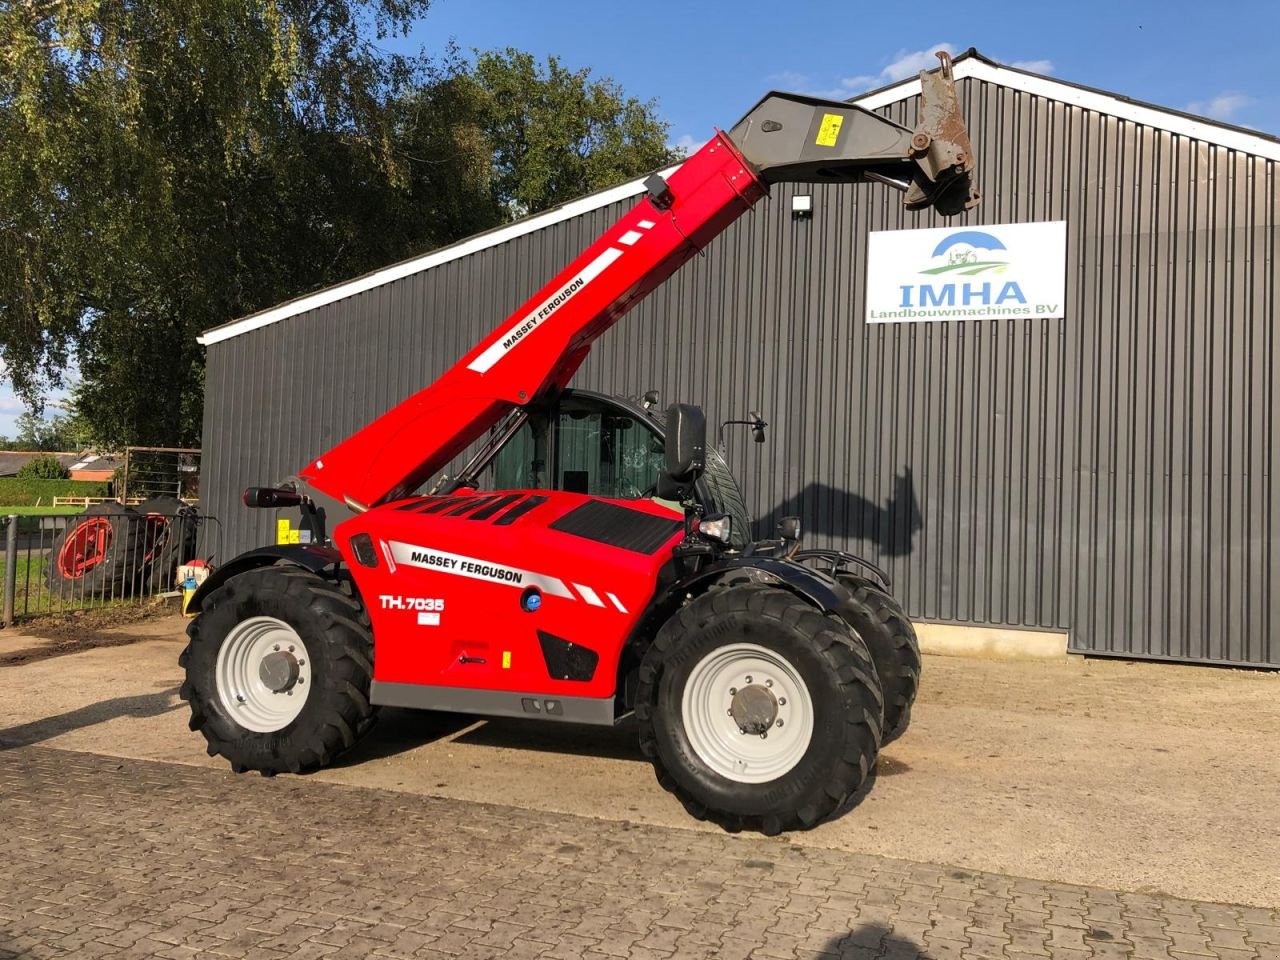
[681,642,814,784]
[215,616,312,733]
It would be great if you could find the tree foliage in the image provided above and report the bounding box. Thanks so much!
[1,3,674,449]
[0,410,91,452]
[16,453,69,479]
[467,49,676,216]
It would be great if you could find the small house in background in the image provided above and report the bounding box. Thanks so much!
[67,452,126,482]
[0,451,125,482]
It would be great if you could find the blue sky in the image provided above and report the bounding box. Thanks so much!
[8,0,1276,441]
[401,0,1280,146]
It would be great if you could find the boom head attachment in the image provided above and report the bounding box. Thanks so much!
[727,51,979,216]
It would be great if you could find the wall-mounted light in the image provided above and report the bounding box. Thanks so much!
[791,194,813,220]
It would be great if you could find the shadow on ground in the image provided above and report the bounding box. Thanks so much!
[820,924,925,959]
[333,708,646,768]
[0,687,182,748]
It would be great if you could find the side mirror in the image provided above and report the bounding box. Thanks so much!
[749,411,768,444]
[665,403,706,482]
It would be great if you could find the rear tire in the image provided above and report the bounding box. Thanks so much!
[179,566,376,775]
[136,496,197,592]
[636,585,883,834]
[44,504,145,599]
[834,575,921,744]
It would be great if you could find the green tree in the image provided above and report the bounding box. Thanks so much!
[16,453,69,479]
[468,49,677,216]
[0,410,91,452]
[1,0,443,447]
[1,6,675,449]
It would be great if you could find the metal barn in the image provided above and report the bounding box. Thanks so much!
[197,51,1280,667]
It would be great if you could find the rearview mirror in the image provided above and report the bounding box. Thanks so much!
[749,411,767,444]
[665,403,706,482]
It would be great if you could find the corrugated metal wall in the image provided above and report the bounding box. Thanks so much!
[201,76,1280,666]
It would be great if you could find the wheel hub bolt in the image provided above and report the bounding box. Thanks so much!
[778,697,787,706]
[765,679,772,688]
[729,687,737,696]
[745,675,753,683]
[776,719,784,727]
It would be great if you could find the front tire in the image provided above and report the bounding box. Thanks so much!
[833,575,921,744]
[179,566,376,775]
[636,585,883,834]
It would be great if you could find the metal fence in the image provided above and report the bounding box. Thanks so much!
[0,509,220,624]
[120,446,201,502]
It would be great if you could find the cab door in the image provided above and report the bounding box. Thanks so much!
[490,394,668,502]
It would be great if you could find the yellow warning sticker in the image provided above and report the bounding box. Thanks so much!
[502,651,512,669]
[287,529,301,545]
[276,518,291,545]
[815,113,843,147]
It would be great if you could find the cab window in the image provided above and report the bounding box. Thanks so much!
[556,403,665,499]
[488,398,664,500]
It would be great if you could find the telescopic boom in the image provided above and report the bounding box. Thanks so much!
[300,53,978,510]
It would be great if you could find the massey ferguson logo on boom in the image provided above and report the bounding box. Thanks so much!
[466,227,649,373]
[501,277,585,350]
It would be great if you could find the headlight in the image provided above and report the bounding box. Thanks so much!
[700,515,732,543]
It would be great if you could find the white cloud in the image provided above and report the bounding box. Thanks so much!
[1009,58,1055,74]
[1186,92,1251,122]
[880,43,958,82]
[774,45,1055,101]
[670,133,700,158]
[773,43,956,101]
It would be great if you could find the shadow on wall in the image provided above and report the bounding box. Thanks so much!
[755,468,922,557]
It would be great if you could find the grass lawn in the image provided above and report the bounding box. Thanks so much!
[0,506,81,536]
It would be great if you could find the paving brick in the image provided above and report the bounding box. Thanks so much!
[0,745,1275,960]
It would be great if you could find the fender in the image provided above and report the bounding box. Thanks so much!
[791,548,891,590]
[623,556,850,658]
[677,556,851,611]
[188,544,344,610]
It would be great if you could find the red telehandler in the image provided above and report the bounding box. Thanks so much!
[181,55,978,834]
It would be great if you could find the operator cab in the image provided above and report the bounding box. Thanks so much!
[474,390,753,549]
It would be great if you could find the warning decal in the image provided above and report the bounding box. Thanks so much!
[815,113,843,147]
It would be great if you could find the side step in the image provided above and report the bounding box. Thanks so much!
[371,681,617,726]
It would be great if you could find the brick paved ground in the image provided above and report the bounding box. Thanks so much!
[0,746,1275,960]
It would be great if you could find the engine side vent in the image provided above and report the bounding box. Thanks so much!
[469,493,524,521]
[548,500,682,554]
[493,495,549,526]
[413,497,463,514]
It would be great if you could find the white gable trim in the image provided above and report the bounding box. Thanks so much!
[201,59,1279,346]
[197,168,675,346]
[856,57,1280,162]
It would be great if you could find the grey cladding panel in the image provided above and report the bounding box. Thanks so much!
[201,77,1279,666]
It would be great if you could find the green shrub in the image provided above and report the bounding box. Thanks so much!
[16,455,70,480]
[0,478,109,506]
